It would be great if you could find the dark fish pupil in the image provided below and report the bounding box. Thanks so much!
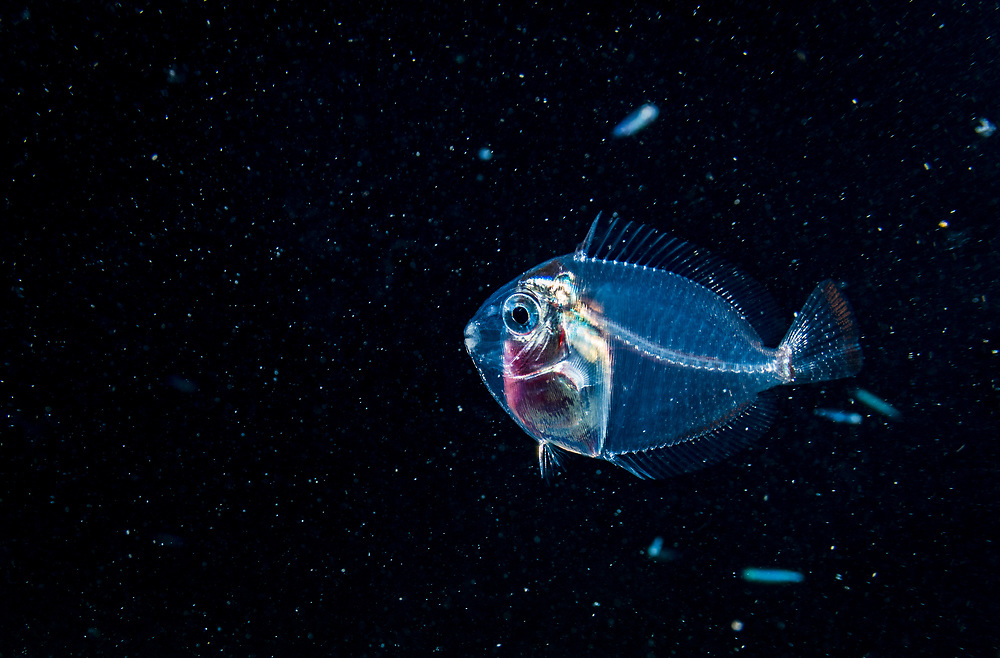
[501,293,540,335]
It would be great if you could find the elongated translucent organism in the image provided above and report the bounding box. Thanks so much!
[741,568,805,584]
[853,388,901,420]
[646,536,678,561]
[814,408,863,425]
[612,103,660,137]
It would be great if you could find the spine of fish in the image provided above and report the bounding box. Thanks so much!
[777,280,863,384]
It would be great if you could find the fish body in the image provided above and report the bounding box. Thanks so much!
[464,216,863,479]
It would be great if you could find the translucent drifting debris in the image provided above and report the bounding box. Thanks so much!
[612,103,660,138]
[741,568,805,584]
[813,408,863,425]
[853,388,902,420]
[166,375,199,393]
[975,118,996,137]
[477,147,493,161]
[646,536,678,561]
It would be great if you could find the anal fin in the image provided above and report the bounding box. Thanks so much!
[608,395,776,479]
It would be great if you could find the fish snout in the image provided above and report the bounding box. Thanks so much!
[464,321,481,354]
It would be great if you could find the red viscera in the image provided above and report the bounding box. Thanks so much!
[501,326,579,436]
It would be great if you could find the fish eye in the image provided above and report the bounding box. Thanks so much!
[502,293,541,335]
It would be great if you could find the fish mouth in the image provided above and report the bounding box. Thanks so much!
[464,321,481,354]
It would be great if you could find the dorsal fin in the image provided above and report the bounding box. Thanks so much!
[575,213,785,346]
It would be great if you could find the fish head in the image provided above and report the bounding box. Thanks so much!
[464,258,609,458]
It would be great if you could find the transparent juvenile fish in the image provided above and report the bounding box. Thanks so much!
[463,215,863,479]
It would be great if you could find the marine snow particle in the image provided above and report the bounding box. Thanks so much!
[975,118,996,137]
[612,103,660,138]
[741,568,805,584]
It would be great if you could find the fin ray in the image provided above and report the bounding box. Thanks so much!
[781,280,863,384]
[576,214,785,346]
[608,395,777,479]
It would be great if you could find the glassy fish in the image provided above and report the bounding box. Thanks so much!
[464,215,863,479]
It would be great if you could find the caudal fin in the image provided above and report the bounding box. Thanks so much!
[780,280,863,384]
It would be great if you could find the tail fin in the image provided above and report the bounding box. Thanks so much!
[780,280,863,384]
